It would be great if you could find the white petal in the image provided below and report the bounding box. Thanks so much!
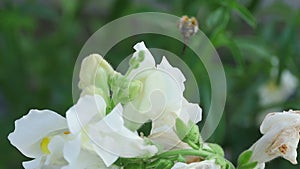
[66,95,106,134]
[45,136,67,166]
[148,129,190,150]
[254,163,265,169]
[179,98,202,124]
[172,160,220,169]
[88,104,158,166]
[250,127,300,164]
[8,109,67,158]
[128,41,155,79]
[62,134,81,168]
[260,110,300,134]
[123,69,183,130]
[157,56,186,92]
[63,148,112,169]
[23,158,43,169]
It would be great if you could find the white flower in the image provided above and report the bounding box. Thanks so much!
[7,109,84,169]
[66,94,158,167]
[171,160,220,169]
[258,70,298,106]
[123,41,187,130]
[149,98,202,150]
[249,110,300,166]
[122,42,202,150]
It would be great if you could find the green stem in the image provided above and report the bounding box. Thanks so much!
[152,149,211,159]
[186,140,200,150]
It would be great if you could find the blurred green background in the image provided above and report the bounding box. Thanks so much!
[1,0,300,168]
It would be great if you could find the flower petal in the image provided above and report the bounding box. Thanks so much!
[171,160,220,169]
[62,134,81,168]
[45,136,67,166]
[123,69,183,130]
[88,104,158,166]
[22,158,43,169]
[260,110,300,134]
[179,98,202,124]
[66,94,106,134]
[128,41,155,79]
[250,127,299,164]
[157,56,186,92]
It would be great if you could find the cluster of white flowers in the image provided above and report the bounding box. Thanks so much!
[8,42,300,169]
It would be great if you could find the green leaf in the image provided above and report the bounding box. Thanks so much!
[238,162,258,169]
[237,150,255,168]
[238,150,253,166]
[175,118,188,140]
[206,7,228,29]
[231,2,257,28]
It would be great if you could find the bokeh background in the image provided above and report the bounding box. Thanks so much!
[1,0,300,168]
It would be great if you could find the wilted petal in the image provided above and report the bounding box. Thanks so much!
[8,110,67,158]
[250,127,299,164]
[260,110,300,134]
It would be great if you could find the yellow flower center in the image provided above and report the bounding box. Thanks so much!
[40,137,51,154]
[63,131,71,135]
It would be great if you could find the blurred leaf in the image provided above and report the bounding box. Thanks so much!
[229,1,257,28]
[235,38,272,60]
[206,7,229,30]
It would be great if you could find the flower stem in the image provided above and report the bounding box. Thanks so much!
[152,149,211,159]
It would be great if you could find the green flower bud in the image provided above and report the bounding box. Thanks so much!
[79,54,111,104]
[109,73,142,105]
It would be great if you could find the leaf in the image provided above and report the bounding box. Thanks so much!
[206,7,228,29]
[238,162,258,169]
[231,1,257,28]
[237,150,257,169]
[238,150,253,166]
[175,118,188,140]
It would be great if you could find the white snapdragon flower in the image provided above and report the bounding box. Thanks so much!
[171,160,220,169]
[122,42,202,150]
[258,70,298,106]
[249,110,300,167]
[66,94,158,167]
[123,41,195,130]
[8,109,85,169]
